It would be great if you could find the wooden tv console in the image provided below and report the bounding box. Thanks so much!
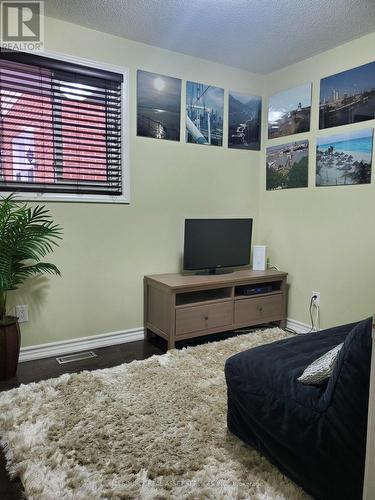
[144,269,287,349]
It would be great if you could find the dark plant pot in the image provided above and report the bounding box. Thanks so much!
[0,316,21,380]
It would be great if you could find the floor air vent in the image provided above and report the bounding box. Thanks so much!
[56,351,97,364]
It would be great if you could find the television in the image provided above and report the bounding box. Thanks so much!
[183,218,253,275]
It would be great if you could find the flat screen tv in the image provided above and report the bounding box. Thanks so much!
[183,218,253,275]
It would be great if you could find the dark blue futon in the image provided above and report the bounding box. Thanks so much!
[225,318,372,500]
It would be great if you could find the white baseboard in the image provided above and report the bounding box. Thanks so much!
[286,318,314,334]
[19,327,145,363]
[19,319,313,363]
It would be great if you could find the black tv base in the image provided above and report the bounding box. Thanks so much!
[195,268,233,275]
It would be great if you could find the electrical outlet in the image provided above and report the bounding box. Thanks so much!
[311,292,320,307]
[15,304,28,323]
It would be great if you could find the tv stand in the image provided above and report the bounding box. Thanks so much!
[195,268,233,275]
[144,269,287,349]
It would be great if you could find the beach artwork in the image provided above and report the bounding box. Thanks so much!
[268,83,311,139]
[319,61,375,129]
[137,70,181,141]
[316,129,373,186]
[186,81,224,146]
[228,91,262,150]
[266,140,309,190]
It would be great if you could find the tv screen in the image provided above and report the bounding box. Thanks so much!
[183,218,253,274]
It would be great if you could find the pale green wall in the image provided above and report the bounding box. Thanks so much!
[9,17,375,346]
[258,32,375,328]
[9,17,263,347]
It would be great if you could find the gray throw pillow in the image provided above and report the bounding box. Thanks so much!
[298,342,344,385]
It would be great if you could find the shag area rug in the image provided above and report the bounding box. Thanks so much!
[0,328,308,499]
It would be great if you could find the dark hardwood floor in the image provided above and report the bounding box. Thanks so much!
[0,328,259,499]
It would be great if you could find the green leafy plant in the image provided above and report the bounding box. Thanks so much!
[0,194,62,322]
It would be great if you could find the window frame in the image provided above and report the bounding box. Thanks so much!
[0,49,130,204]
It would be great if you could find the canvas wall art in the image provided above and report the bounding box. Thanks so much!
[268,83,311,139]
[266,140,309,190]
[316,129,373,186]
[186,81,224,146]
[137,70,181,141]
[228,91,261,150]
[319,61,375,129]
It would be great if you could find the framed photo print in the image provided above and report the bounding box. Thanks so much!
[186,81,224,146]
[266,140,309,190]
[228,91,261,150]
[137,70,181,141]
[268,83,311,139]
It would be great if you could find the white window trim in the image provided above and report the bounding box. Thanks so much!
[0,49,130,204]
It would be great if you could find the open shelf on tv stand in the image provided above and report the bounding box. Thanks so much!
[144,269,288,349]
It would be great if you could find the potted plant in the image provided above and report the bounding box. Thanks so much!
[0,194,62,380]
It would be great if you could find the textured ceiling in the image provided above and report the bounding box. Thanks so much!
[44,0,375,74]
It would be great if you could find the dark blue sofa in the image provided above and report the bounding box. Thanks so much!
[225,318,372,500]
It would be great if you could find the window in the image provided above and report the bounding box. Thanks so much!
[0,50,128,202]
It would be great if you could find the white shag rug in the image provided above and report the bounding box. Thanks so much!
[0,328,308,500]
